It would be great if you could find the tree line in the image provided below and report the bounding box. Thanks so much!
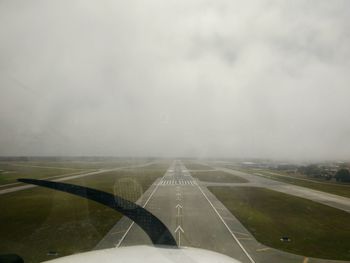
[298,165,350,182]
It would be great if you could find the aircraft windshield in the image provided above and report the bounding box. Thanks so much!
[1,1,350,263]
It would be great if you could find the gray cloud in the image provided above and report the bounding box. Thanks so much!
[1,0,350,160]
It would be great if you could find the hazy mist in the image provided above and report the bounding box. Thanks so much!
[1,0,350,161]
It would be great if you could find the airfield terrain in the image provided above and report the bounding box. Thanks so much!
[1,159,350,263]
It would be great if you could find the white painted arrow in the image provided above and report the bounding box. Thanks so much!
[176,203,183,216]
[174,225,184,246]
[175,225,184,233]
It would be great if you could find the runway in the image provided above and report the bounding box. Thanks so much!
[96,160,255,263]
[96,160,349,263]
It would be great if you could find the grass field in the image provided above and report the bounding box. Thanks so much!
[0,163,86,186]
[182,161,212,170]
[248,169,350,199]
[191,170,248,183]
[6,158,150,170]
[0,162,169,263]
[0,158,155,187]
[69,162,170,195]
[209,186,350,260]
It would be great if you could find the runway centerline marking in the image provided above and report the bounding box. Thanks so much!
[176,204,183,216]
[174,225,184,247]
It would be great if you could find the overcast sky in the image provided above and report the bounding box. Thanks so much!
[1,0,350,160]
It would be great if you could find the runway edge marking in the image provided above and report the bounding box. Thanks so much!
[115,166,171,247]
[196,184,256,263]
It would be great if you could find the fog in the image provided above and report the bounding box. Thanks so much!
[1,0,350,161]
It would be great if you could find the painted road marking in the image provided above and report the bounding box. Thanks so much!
[159,180,195,185]
[115,165,172,247]
[232,231,250,236]
[256,247,270,252]
[174,225,184,246]
[176,204,183,216]
[196,184,256,263]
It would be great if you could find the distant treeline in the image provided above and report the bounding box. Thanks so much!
[299,165,350,182]
[273,162,350,183]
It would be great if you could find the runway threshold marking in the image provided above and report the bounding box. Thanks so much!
[159,178,195,185]
[196,184,256,263]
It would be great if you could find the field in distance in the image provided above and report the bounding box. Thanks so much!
[191,170,248,183]
[0,159,169,263]
[0,157,154,187]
